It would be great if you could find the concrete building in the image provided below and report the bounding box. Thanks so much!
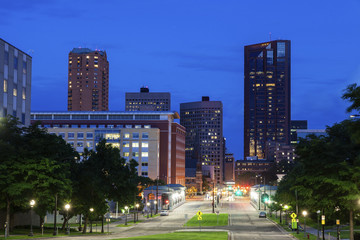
[68,48,109,111]
[224,153,235,182]
[180,96,224,184]
[125,87,170,111]
[47,127,160,179]
[297,129,326,140]
[244,40,291,161]
[290,120,308,145]
[0,38,32,125]
[235,159,274,185]
[31,111,185,185]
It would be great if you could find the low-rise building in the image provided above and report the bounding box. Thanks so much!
[31,111,185,185]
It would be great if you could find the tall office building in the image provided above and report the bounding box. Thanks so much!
[0,39,32,125]
[125,87,170,111]
[180,96,224,184]
[244,40,291,160]
[68,48,109,111]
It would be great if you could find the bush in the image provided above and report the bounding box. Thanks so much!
[354,232,360,240]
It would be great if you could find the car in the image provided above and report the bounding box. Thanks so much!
[259,211,266,218]
[160,210,169,216]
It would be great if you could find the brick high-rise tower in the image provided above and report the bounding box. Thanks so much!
[68,48,109,111]
[244,40,291,160]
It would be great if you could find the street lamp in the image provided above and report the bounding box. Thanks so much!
[146,202,150,219]
[89,208,94,233]
[29,200,36,237]
[124,206,128,225]
[65,204,70,235]
[284,205,289,224]
[135,204,139,223]
[302,210,307,238]
[279,204,283,223]
[316,210,320,240]
[154,201,157,215]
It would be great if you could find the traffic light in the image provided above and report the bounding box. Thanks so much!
[261,193,269,203]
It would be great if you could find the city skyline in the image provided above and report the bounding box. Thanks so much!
[2,0,358,159]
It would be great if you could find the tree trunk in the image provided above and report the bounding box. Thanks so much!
[350,209,354,240]
[5,197,10,237]
[53,194,57,235]
[101,216,104,233]
[82,216,88,234]
[61,216,67,230]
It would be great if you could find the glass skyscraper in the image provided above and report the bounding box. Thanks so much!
[244,40,291,160]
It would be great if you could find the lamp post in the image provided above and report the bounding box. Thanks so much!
[29,200,36,237]
[65,204,70,235]
[135,204,139,222]
[302,210,307,238]
[279,204,283,223]
[146,202,150,219]
[284,205,289,225]
[154,201,157,216]
[124,206,128,225]
[316,210,320,240]
[89,208,94,233]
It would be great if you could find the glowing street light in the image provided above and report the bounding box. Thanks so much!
[29,200,36,237]
[135,204,140,223]
[65,204,70,235]
[146,202,150,219]
[302,210,308,238]
[124,206,129,225]
[89,208,94,233]
[284,205,289,224]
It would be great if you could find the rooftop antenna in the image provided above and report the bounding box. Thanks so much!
[269,32,272,41]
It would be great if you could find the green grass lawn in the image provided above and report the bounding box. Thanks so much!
[184,214,228,227]
[113,231,228,240]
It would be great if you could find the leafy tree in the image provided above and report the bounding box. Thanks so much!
[0,116,31,236]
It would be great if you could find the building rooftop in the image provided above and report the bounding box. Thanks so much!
[71,47,105,56]
[31,111,180,119]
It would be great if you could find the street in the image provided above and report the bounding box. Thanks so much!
[41,197,294,240]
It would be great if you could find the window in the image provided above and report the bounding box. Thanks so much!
[86,132,93,139]
[133,133,139,139]
[68,132,75,139]
[277,42,286,57]
[3,80,7,93]
[13,88,17,96]
[144,125,151,129]
[68,141,74,147]
[132,142,139,148]
[14,57,18,69]
[141,162,148,166]
[126,125,132,128]
[123,152,129,157]
[86,141,93,148]
[135,125,141,128]
[124,133,130,139]
[142,132,149,139]
[77,142,83,147]
[122,141,129,148]
[58,133,65,138]
[132,152,139,157]
[142,142,148,148]
[141,152,148,157]
[141,172,148,176]
[77,133,84,139]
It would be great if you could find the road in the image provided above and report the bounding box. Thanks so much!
[43,197,294,240]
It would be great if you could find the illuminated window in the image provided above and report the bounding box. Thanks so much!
[3,80,7,92]
[13,88,17,96]
[132,152,139,157]
[142,152,148,157]
[124,133,130,139]
[123,141,129,147]
[142,142,148,148]
[132,142,139,148]
[86,141,93,148]
[123,152,129,157]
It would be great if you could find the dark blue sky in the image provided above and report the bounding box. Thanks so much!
[2,0,360,159]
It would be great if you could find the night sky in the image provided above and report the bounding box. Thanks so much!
[2,0,360,159]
